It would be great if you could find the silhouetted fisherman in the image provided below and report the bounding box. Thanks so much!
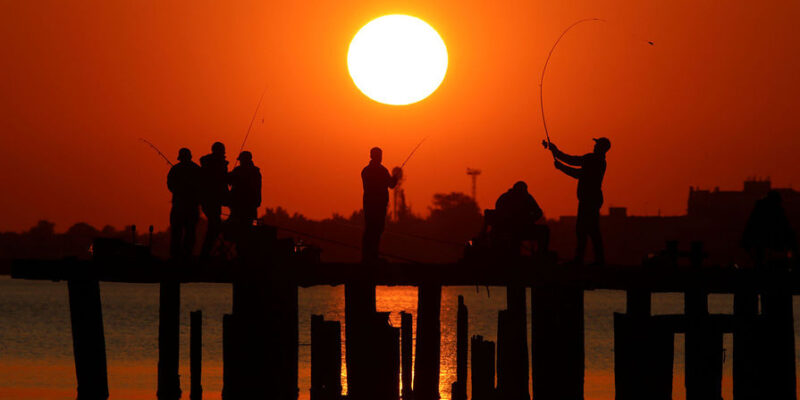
[199,142,229,257]
[167,148,200,259]
[494,181,549,254]
[742,190,797,268]
[547,137,610,265]
[361,147,401,262]
[228,151,262,231]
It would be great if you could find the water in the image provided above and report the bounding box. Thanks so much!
[0,277,797,399]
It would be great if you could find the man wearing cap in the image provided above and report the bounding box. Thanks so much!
[228,151,262,230]
[361,147,401,262]
[199,142,229,256]
[167,148,201,259]
[546,137,610,265]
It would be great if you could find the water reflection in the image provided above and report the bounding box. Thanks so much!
[0,278,798,399]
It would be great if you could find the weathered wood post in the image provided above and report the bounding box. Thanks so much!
[227,226,299,400]
[614,289,673,400]
[311,315,342,400]
[761,275,797,400]
[471,335,495,400]
[68,279,109,400]
[400,311,414,400]
[190,310,203,400]
[345,281,376,400]
[732,288,758,400]
[157,280,182,400]
[221,313,239,400]
[531,286,583,400]
[373,312,401,400]
[413,284,441,400]
[684,241,723,400]
[498,286,529,400]
[451,295,468,400]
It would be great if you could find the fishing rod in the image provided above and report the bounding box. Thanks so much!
[539,18,604,160]
[273,225,423,264]
[322,218,465,248]
[400,136,428,169]
[234,85,268,168]
[539,19,654,159]
[139,138,173,167]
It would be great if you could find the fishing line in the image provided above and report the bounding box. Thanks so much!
[322,219,465,248]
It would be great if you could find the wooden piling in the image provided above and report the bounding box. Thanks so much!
[157,281,181,400]
[413,284,441,400]
[451,296,468,400]
[732,290,759,400]
[311,315,342,400]
[372,312,401,400]
[761,287,797,400]
[190,310,203,400]
[614,290,673,400]
[684,242,722,400]
[221,313,239,400]
[498,286,529,400]
[344,283,376,400]
[531,287,583,400]
[470,335,495,400]
[400,311,413,400]
[68,279,109,400]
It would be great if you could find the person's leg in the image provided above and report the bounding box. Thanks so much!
[575,205,588,265]
[531,224,550,253]
[362,210,379,262]
[184,208,198,258]
[375,210,386,258]
[201,204,221,256]
[589,207,604,265]
[362,207,387,262]
[169,207,182,259]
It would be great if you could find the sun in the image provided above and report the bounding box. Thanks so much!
[348,15,448,106]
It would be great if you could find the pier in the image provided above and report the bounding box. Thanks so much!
[10,230,800,400]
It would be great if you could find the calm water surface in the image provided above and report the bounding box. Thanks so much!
[0,277,798,399]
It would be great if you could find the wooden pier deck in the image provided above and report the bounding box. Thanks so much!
[9,241,800,400]
[11,256,800,293]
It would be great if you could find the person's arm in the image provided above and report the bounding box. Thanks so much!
[530,196,543,222]
[548,143,584,166]
[555,160,582,180]
[388,168,401,189]
[167,167,176,193]
[255,170,262,207]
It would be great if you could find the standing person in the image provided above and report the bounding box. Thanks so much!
[199,141,229,257]
[167,148,201,259]
[228,151,262,230]
[360,147,401,262]
[546,137,610,265]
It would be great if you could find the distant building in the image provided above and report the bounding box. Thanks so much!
[548,179,800,266]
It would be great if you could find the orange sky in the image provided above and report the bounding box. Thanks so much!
[2,0,799,232]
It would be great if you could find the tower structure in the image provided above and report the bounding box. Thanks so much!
[466,168,481,203]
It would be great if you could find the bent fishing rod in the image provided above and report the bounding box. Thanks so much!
[539,18,604,160]
[538,18,654,159]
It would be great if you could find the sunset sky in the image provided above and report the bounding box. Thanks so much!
[2,0,799,232]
